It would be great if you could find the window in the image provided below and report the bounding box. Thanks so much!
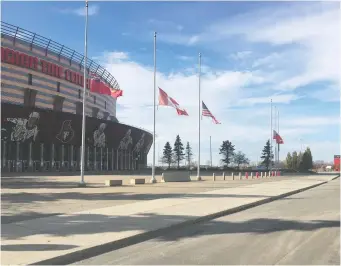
[28,73,32,85]
[57,82,60,92]
[93,96,96,104]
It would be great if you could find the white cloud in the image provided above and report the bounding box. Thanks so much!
[237,94,301,106]
[190,2,340,91]
[281,116,340,127]
[310,85,340,102]
[252,53,281,69]
[230,51,252,60]
[59,5,99,16]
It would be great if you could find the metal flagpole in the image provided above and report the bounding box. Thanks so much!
[150,32,157,183]
[270,99,273,170]
[277,110,280,163]
[79,0,88,186]
[272,106,277,166]
[197,53,202,180]
[210,136,212,167]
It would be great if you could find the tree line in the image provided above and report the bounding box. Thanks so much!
[285,147,313,171]
[219,139,274,170]
[161,136,313,172]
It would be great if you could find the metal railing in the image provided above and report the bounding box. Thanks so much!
[1,21,120,90]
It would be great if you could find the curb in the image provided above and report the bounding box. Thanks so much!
[31,180,330,265]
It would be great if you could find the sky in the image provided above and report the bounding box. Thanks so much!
[2,1,340,165]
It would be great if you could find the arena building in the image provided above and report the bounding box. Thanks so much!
[1,21,153,173]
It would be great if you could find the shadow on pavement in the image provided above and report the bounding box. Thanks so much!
[1,244,78,251]
[2,212,338,242]
[2,191,302,224]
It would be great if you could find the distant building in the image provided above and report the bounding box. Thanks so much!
[334,155,340,172]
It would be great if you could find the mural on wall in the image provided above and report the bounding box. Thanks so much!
[93,123,107,148]
[133,133,145,153]
[118,129,133,150]
[4,111,40,142]
[56,120,75,143]
[1,103,153,154]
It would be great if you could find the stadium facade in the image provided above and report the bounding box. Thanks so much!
[1,22,153,173]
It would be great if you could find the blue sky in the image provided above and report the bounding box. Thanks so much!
[2,1,340,165]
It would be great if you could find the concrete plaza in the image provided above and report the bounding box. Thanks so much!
[1,174,337,265]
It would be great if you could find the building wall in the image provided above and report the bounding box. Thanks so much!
[1,35,116,119]
[0,29,153,173]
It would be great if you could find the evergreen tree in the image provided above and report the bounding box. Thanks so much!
[304,147,313,169]
[173,135,185,169]
[297,151,304,170]
[301,147,313,170]
[219,140,235,167]
[260,139,274,170]
[233,151,249,169]
[162,142,173,169]
[286,152,292,169]
[292,151,298,170]
[185,142,193,169]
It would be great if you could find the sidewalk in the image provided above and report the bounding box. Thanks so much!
[1,175,336,265]
[2,174,289,224]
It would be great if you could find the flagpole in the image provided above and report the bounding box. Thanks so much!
[272,105,277,166]
[151,31,157,183]
[197,53,202,181]
[210,135,212,168]
[277,110,279,163]
[79,0,88,186]
[270,99,273,170]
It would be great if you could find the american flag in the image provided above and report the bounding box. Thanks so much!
[202,101,220,124]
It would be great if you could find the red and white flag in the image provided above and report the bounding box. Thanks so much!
[273,130,284,144]
[202,101,220,124]
[90,74,123,99]
[158,87,188,116]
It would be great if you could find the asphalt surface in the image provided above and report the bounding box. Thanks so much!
[75,179,340,265]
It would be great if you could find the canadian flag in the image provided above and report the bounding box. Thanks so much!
[273,130,284,144]
[90,74,123,99]
[158,87,188,116]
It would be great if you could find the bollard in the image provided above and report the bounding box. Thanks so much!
[265,172,267,178]
[239,172,242,180]
[232,172,234,180]
[213,173,216,181]
[245,172,248,179]
[251,172,253,179]
[261,172,263,178]
[223,172,226,181]
[161,173,164,182]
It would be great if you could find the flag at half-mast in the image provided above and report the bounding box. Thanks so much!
[273,130,284,144]
[158,87,188,116]
[90,74,123,99]
[202,101,220,124]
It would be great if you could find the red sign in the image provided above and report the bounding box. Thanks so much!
[1,47,92,89]
[334,155,340,171]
